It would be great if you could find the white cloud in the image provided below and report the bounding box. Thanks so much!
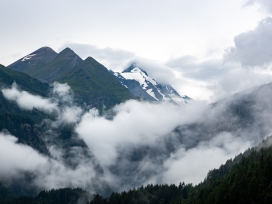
[164,22,272,101]
[0,131,98,191]
[2,82,57,113]
[225,17,272,67]
[127,58,177,85]
[76,100,207,167]
[1,82,83,125]
[51,82,72,102]
[2,71,272,193]
[162,132,252,185]
[212,66,272,100]
[0,132,48,177]
[246,0,272,14]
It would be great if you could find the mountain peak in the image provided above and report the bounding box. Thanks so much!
[8,47,58,72]
[58,47,82,61]
[112,64,190,105]
[26,47,57,60]
[59,47,75,54]
[123,63,148,76]
[35,46,55,53]
[21,46,57,62]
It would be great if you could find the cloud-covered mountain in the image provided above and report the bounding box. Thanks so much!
[3,46,272,203]
[0,64,107,196]
[111,63,190,105]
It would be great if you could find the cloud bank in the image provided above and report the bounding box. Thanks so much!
[225,17,272,67]
[2,82,57,113]
[1,79,272,194]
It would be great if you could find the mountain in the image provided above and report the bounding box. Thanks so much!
[8,47,58,74]
[86,136,272,204]
[111,63,190,105]
[8,46,81,83]
[4,46,272,203]
[57,56,137,109]
[8,47,136,110]
[0,64,50,155]
[0,64,106,196]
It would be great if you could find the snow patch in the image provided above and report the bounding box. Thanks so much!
[147,89,158,100]
[22,54,37,61]
[121,67,157,90]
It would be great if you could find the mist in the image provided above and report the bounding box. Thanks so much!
[1,81,272,194]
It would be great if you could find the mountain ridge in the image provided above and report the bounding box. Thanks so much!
[8,47,136,110]
[8,47,58,73]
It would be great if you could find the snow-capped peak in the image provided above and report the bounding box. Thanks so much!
[121,67,157,90]
[111,64,191,105]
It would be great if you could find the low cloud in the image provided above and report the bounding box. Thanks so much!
[166,56,227,81]
[0,132,48,178]
[162,132,252,185]
[212,67,272,100]
[2,82,57,113]
[0,131,99,192]
[76,100,207,167]
[51,81,72,103]
[2,81,272,194]
[1,82,83,125]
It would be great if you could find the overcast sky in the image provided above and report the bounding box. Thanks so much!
[1,0,272,101]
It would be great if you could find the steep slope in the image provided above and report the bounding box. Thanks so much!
[9,47,83,83]
[27,47,83,83]
[8,47,57,74]
[86,137,272,204]
[0,64,50,154]
[111,63,190,105]
[0,64,106,197]
[0,64,49,97]
[59,57,136,110]
[8,47,136,109]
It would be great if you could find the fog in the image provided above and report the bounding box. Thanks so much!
[1,80,272,195]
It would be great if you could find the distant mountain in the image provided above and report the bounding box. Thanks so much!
[8,47,58,74]
[8,47,136,110]
[111,63,190,105]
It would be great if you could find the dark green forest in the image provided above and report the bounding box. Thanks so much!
[2,138,272,204]
[0,188,89,204]
[88,140,272,204]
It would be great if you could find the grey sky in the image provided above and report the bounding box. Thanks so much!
[1,0,272,101]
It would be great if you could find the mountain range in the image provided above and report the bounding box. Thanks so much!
[8,47,136,110]
[8,47,189,107]
[1,46,272,203]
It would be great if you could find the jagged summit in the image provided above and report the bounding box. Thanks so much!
[111,63,191,105]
